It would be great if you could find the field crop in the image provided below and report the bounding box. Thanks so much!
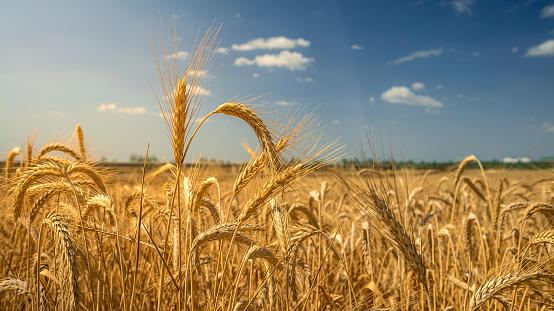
[1,24,554,311]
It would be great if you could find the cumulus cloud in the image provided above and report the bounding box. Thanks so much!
[393,48,443,65]
[216,47,230,54]
[332,120,341,124]
[526,39,554,57]
[436,84,444,89]
[253,73,259,78]
[351,44,364,50]
[541,5,554,18]
[451,0,475,14]
[235,12,241,18]
[381,86,443,110]
[232,36,310,51]
[169,51,189,60]
[296,77,313,82]
[541,122,554,132]
[234,50,314,70]
[97,103,146,115]
[412,82,425,91]
[369,97,375,102]
[512,47,518,53]
[471,51,481,57]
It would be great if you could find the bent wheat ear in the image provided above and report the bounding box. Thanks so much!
[83,194,116,226]
[66,162,107,194]
[198,102,280,170]
[469,270,554,311]
[193,176,217,212]
[12,163,65,220]
[288,203,319,229]
[37,143,84,162]
[5,147,21,179]
[0,278,32,299]
[454,155,478,188]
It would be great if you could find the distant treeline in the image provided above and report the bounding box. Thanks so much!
[338,158,554,170]
[1,159,552,172]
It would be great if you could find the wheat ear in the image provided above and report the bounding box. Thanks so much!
[12,163,65,220]
[530,230,554,246]
[82,194,116,226]
[237,163,304,224]
[288,203,320,229]
[271,199,290,253]
[464,213,477,264]
[42,209,80,310]
[195,102,280,170]
[75,124,86,161]
[460,177,487,202]
[454,155,478,188]
[37,143,84,162]
[5,147,21,179]
[469,270,553,310]
[193,176,217,212]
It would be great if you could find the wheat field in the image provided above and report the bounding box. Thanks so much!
[1,24,554,311]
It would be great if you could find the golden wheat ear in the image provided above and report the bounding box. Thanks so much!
[5,147,21,179]
[154,22,221,166]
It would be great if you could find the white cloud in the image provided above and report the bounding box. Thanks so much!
[512,47,518,53]
[436,84,444,89]
[275,101,292,106]
[503,157,530,163]
[471,51,481,57]
[541,122,554,132]
[393,48,443,65]
[234,50,314,70]
[541,5,554,18]
[381,86,443,110]
[526,39,554,57]
[216,47,230,54]
[97,103,146,115]
[49,111,62,116]
[235,12,241,18]
[351,44,364,50]
[253,73,259,78]
[232,37,310,51]
[97,103,117,112]
[332,120,341,124]
[412,82,425,91]
[169,51,189,60]
[451,0,474,15]
[296,77,313,82]
[369,97,375,102]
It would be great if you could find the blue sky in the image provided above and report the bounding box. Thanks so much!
[1,0,554,163]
